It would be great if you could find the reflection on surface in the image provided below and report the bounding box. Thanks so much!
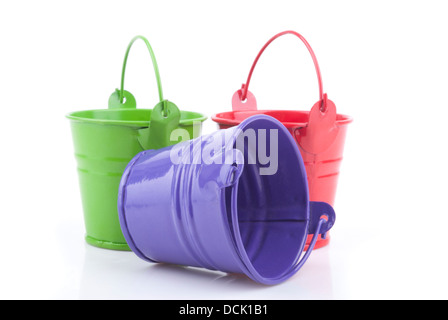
[79,243,333,299]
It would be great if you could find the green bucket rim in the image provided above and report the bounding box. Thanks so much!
[66,108,207,127]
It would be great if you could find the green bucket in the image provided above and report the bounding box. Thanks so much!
[67,36,206,250]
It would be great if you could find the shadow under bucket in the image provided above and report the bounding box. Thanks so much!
[67,35,206,250]
[118,115,336,285]
[212,31,352,249]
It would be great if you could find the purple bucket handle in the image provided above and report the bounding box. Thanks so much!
[292,202,335,273]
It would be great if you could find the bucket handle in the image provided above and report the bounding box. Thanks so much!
[108,35,165,112]
[293,217,328,272]
[108,35,181,150]
[232,30,325,112]
[291,201,336,274]
[232,31,339,154]
[234,200,335,283]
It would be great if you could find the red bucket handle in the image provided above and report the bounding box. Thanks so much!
[232,31,339,154]
[233,30,327,112]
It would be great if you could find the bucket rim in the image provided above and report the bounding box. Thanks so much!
[225,114,311,284]
[66,108,207,127]
[211,110,353,128]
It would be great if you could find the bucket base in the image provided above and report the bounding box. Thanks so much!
[304,234,330,251]
[85,235,131,251]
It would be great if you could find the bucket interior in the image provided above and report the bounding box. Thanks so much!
[225,117,309,282]
[67,109,206,126]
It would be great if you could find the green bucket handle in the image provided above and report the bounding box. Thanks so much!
[109,35,181,150]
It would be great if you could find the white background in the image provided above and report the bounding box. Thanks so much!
[1,0,447,300]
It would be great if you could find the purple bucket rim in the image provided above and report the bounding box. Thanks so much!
[223,114,310,284]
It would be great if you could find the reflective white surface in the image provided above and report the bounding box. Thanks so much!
[1,0,448,300]
[2,197,447,299]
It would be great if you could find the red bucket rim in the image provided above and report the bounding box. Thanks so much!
[212,110,353,129]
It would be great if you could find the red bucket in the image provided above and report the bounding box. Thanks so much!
[212,31,352,249]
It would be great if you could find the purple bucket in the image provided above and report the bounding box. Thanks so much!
[118,115,336,285]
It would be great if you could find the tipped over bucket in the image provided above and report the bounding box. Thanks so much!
[118,115,336,284]
[212,31,352,249]
[67,36,206,250]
